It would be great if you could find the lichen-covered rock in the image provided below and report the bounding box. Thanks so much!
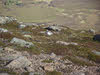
[6,56,32,69]
[10,37,34,48]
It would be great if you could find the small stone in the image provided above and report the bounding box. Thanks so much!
[4,47,14,51]
[50,53,56,59]
[18,24,26,29]
[26,67,34,72]
[92,50,100,56]
[45,26,61,31]
[54,62,60,66]
[0,28,8,32]
[46,30,53,36]
[56,41,70,45]
[64,59,72,64]
[89,29,95,34]
[80,31,86,33]
[44,65,54,71]
[24,35,32,38]
[60,64,66,69]
[70,42,78,45]
[56,41,78,46]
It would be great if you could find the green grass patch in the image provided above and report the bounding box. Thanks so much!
[0,40,5,46]
[0,21,19,30]
[46,71,62,75]
[88,52,100,63]
[42,59,53,63]
[14,45,41,55]
[0,68,18,75]
[62,55,94,66]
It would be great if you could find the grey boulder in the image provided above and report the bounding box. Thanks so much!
[10,37,34,48]
[6,56,31,69]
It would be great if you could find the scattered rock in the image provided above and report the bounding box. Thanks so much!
[4,47,14,51]
[70,42,78,45]
[10,37,34,48]
[60,64,66,69]
[0,16,17,25]
[43,64,54,71]
[0,28,8,32]
[23,35,32,38]
[18,24,27,29]
[56,41,78,46]
[89,29,95,34]
[19,22,38,28]
[25,66,34,72]
[45,30,53,36]
[45,26,61,31]
[80,31,86,33]
[50,53,56,59]
[92,50,100,56]
[6,56,31,69]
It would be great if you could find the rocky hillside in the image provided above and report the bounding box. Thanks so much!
[0,16,100,75]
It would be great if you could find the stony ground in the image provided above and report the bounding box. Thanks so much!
[0,16,100,75]
[0,0,100,75]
